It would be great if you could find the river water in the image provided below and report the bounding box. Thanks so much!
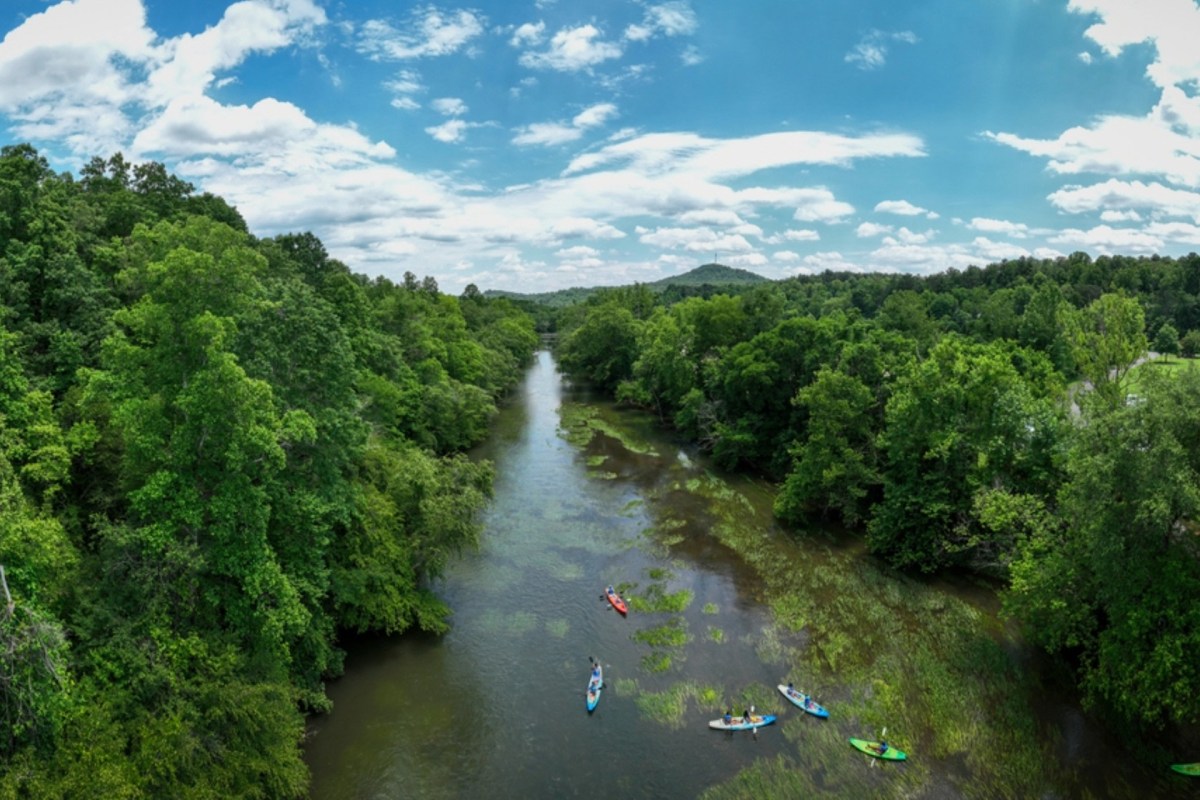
[304,350,1196,799]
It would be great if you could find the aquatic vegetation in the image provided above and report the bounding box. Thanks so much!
[474,609,538,636]
[557,403,599,447]
[628,583,693,614]
[666,464,1066,796]
[559,401,660,456]
[631,681,717,728]
[545,618,569,638]
[559,397,1089,796]
[586,455,608,467]
[620,498,645,514]
[585,415,660,457]
[632,618,690,648]
[640,652,673,673]
[696,685,721,707]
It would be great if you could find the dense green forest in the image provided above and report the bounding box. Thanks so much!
[553,254,1200,736]
[5,138,1200,796]
[0,144,538,797]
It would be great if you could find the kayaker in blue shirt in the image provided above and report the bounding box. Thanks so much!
[877,740,889,755]
[723,709,733,725]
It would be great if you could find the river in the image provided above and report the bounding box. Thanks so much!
[303,350,1196,799]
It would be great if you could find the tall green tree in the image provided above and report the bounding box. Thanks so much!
[1005,369,1200,727]
[775,367,878,527]
[869,337,1065,572]
[1062,292,1147,408]
[557,302,640,393]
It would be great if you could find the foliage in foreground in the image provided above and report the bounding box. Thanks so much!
[0,145,538,797]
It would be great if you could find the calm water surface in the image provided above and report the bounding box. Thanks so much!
[304,350,1196,799]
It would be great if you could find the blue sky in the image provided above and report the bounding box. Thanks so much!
[0,1,1195,293]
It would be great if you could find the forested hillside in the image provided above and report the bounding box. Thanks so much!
[553,258,1200,735]
[0,144,538,797]
[485,262,768,311]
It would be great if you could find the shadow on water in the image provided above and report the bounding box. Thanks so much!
[305,351,1199,800]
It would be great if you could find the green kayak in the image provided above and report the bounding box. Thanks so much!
[849,737,907,761]
[1171,763,1200,776]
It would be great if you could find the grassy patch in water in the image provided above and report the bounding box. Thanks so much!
[706,626,724,643]
[587,469,619,480]
[545,618,569,638]
[586,455,607,467]
[474,609,538,637]
[676,467,1060,797]
[585,416,660,457]
[557,403,599,447]
[639,517,687,557]
[631,681,721,728]
[640,652,674,673]
[702,602,718,614]
[628,583,694,614]
[632,618,690,648]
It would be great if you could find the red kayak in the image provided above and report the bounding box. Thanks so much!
[605,586,628,614]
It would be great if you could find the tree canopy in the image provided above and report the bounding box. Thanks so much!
[0,144,538,797]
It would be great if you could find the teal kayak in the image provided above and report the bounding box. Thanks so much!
[777,684,829,718]
[849,737,907,761]
[586,663,602,712]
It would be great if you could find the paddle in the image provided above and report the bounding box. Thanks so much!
[871,726,889,767]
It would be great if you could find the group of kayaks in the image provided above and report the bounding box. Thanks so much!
[706,684,904,761]
[587,586,907,763]
[584,586,625,714]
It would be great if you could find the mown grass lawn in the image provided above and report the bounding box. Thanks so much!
[1126,355,1199,395]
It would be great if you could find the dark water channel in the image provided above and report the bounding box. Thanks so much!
[304,351,1196,799]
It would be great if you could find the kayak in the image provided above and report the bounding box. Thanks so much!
[605,586,628,615]
[1171,763,1200,776]
[586,663,602,712]
[708,714,776,731]
[849,737,907,761]
[777,685,829,718]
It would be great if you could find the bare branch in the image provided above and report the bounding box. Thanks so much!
[0,565,12,620]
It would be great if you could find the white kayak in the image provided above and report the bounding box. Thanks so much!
[708,714,776,731]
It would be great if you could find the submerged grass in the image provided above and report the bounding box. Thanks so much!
[563,400,1088,798]
[673,463,1071,798]
[628,582,694,614]
[630,680,723,728]
[640,652,674,673]
[632,618,690,648]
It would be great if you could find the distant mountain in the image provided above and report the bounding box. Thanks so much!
[647,262,768,289]
[485,263,768,307]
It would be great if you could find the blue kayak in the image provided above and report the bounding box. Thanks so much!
[777,684,829,718]
[586,663,603,712]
